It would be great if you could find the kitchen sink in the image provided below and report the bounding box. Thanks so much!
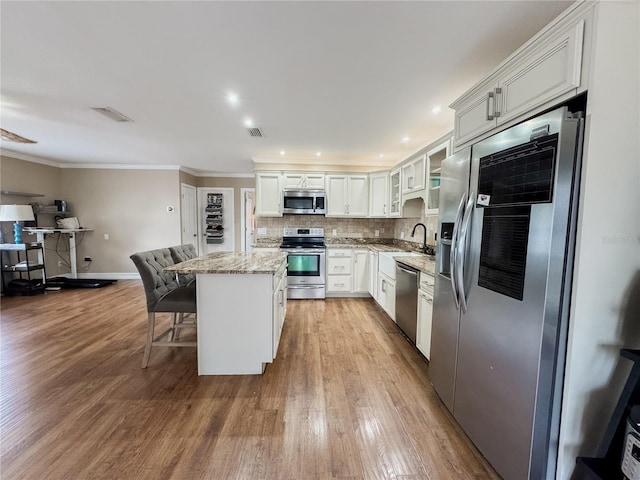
[378,252,421,280]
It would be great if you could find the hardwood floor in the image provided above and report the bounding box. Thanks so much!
[0,281,499,480]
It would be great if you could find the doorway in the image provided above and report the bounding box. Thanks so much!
[180,184,198,253]
[241,188,256,252]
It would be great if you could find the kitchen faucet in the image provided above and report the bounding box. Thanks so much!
[410,223,435,255]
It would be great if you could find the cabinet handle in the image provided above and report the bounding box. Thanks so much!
[486,91,495,121]
[381,280,386,293]
[335,265,345,270]
[383,204,386,215]
[494,87,502,118]
[279,290,284,306]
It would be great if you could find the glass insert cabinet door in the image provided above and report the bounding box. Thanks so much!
[287,253,321,277]
[427,139,451,213]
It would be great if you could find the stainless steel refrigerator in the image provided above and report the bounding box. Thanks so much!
[431,106,583,480]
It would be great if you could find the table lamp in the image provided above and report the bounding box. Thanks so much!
[0,205,35,244]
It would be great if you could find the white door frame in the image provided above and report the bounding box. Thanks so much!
[180,183,198,253]
[241,188,256,252]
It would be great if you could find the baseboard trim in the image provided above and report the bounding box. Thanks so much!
[55,273,141,280]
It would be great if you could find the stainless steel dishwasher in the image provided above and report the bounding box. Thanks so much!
[395,261,419,343]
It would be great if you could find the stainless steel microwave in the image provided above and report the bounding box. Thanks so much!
[282,189,326,215]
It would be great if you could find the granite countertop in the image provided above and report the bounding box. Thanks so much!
[395,255,436,277]
[165,252,287,274]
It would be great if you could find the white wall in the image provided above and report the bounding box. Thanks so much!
[558,2,640,478]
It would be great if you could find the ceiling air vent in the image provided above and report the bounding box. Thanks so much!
[0,129,37,143]
[91,107,134,122]
[247,127,263,137]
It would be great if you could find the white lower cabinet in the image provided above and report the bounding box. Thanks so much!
[416,273,434,360]
[353,250,369,293]
[327,249,353,294]
[377,271,396,321]
[272,264,287,358]
[326,248,370,296]
[368,251,378,300]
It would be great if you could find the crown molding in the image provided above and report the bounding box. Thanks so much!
[59,163,182,170]
[0,151,252,176]
[0,149,63,168]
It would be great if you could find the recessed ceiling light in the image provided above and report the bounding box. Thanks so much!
[227,92,239,105]
[431,106,442,114]
[280,150,286,156]
[316,152,322,157]
[378,154,384,158]
[244,118,254,128]
[401,136,410,144]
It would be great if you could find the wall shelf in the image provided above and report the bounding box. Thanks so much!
[1,191,44,197]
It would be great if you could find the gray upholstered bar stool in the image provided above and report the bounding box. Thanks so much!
[168,244,197,286]
[130,248,197,368]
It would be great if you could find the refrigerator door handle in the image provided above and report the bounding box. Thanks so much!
[450,193,466,310]
[456,192,475,313]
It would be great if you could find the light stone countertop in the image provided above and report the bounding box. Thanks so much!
[394,255,436,277]
[326,243,436,275]
[251,238,437,276]
[165,252,287,274]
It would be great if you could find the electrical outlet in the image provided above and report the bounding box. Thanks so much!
[57,260,63,267]
[84,257,92,262]
[104,233,109,240]
[332,229,337,236]
[257,228,267,235]
[374,230,379,237]
[400,231,405,240]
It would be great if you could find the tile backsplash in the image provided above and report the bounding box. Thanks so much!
[256,209,438,248]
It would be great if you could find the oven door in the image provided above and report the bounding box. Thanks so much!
[283,249,326,286]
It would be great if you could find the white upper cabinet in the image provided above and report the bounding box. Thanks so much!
[255,173,282,217]
[388,167,402,218]
[368,171,389,217]
[401,154,426,199]
[283,173,325,189]
[326,174,368,217]
[451,8,591,149]
[425,138,451,214]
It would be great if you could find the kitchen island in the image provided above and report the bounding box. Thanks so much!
[166,252,288,375]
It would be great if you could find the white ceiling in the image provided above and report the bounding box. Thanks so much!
[0,1,574,175]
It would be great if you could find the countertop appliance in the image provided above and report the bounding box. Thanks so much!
[395,261,420,344]
[282,189,326,215]
[279,227,325,299]
[431,106,583,480]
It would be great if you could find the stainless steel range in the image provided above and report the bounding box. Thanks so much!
[279,227,326,299]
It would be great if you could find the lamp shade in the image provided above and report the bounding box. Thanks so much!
[0,204,35,222]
